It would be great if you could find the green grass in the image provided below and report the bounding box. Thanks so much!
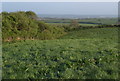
[60,27,118,40]
[2,27,119,79]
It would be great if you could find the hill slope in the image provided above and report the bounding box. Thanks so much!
[2,27,119,79]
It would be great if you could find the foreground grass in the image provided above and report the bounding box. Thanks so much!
[2,27,119,79]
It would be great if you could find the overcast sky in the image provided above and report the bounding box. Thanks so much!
[2,2,118,15]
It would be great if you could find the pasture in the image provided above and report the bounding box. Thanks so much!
[2,27,119,79]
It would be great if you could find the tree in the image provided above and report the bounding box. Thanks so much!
[25,11,38,20]
[70,19,79,28]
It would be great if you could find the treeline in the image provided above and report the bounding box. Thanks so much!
[59,20,120,32]
[78,24,120,29]
[2,11,65,41]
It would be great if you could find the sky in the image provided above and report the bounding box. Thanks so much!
[2,2,118,15]
[1,0,119,2]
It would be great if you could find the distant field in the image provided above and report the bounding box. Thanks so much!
[2,27,119,79]
[43,18,118,25]
[46,23,98,27]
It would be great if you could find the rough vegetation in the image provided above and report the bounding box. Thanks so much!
[2,27,119,79]
[2,11,119,79]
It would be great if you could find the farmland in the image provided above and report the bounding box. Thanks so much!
[1,2,119,80]
[2,10,119,79]
[42,18,118,25]
[2,27,119,79]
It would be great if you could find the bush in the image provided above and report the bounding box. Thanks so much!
[2,11,66,41]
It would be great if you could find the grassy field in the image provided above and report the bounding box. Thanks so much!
[2,27,119,79]
[43,18,118,25]
[60,27,118,39]
[46,23,98,27]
